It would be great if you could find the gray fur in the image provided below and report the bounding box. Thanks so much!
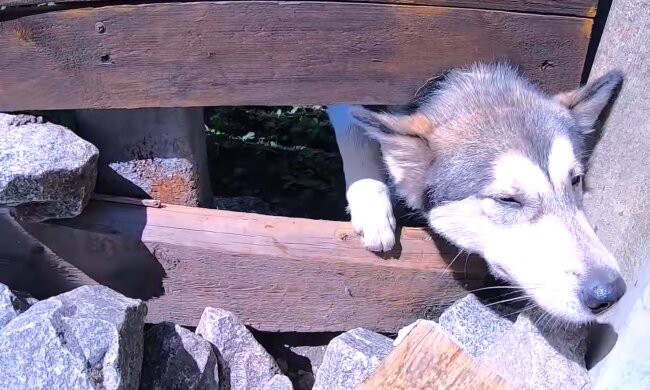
[348,62,626,322]
[353,62,621,215]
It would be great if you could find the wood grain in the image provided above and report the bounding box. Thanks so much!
[14,200,488,332]
[0,2,592,111]
[358,321,517,389]
[0,0,599,18]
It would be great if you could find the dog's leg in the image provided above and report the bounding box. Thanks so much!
[327,104,396,252]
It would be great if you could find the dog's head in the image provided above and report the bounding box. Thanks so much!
[352,63,625,323]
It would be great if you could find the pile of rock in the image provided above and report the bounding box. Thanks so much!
[0,281,592,390]
[312,294,591,390]
[0,283,291,390]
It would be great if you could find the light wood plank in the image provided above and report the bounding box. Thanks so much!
[358,321,517,389]
[3,200,488,332]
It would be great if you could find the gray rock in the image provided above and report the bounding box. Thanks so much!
[579,0,650,387]
[196,307,280,390]
[213,196,272,215]
[438,293,515,358]
[582,0,650,288]
[0,283,37,329]
[591,257,650,390]
[290,345,326,376]
[480,314,590,390]
[312,328,393,390]
[262,374,294,390]
[140,322,219,390]
[0,113,99,222]
[0,285,147,390]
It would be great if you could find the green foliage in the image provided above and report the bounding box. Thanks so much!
[205,106,348,220]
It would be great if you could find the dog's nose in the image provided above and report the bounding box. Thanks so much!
[580,270,626,314]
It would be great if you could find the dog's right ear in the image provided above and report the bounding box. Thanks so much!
[350,106,436,202]
[350,107,434,141]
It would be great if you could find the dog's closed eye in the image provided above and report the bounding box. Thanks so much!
[491,194,524,207]
[571,174,583,187]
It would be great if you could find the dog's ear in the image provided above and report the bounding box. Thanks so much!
[350,106,435,202]
[350,107,434,140]
[350,72,447,141]
[554,70,624,131]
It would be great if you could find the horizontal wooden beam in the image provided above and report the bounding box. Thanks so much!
[0,2,592,111]
[6,200,488,332]
[358,321,517,389]
[0,0,598,18]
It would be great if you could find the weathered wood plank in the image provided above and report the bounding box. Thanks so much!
[0,2,592,111]
[0,0,599,18]
[10,200,487,332]
[358,321,517,389]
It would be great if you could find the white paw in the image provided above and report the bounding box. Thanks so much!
[347,179,396,252]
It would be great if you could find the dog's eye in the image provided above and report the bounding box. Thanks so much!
[572,175,583,187]
[494,196,522,207]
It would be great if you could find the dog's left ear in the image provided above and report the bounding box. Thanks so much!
[554,70,624,131]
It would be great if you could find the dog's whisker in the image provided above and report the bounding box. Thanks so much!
[488,289,528,301]
[440,249,465,279]
[485,296,532,306]
[463,252,470,277]
[467,286,527,293]
[510,303,539,316]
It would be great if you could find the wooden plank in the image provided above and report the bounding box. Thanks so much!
[10,200,488,332]
[0,0,599,18]
[358,321,517,389]
[0,2,592,111]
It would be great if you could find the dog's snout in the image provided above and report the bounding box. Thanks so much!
[580,270,626,314]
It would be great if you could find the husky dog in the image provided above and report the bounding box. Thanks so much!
[327,62,625,324]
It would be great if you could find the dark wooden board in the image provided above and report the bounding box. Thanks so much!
[358,321,517,389]
[0,0,598,18]
[0,2,592,111]
[3,200,487,332]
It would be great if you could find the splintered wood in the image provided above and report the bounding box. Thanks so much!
[358,321,517,390]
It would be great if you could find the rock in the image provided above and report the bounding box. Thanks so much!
[438,294,515,358]
[0,283,37,329]
[140,322,219,390]
[0,285,147,390]
[480,314,590,390]
[262,374,294,390]
[196,307,280,390]
[290,345,327,376]
[591,257,650,389]
[271,345,326,390]
[312,328,393,390]
[213,196,272,215]
[582,0,650,287]
[0,113,99,222]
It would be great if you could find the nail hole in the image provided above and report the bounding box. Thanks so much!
[100,54,111,63]
[94,22,106,34]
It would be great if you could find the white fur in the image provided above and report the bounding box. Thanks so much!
[489,154,550,195]
[427,199,595,322]
[327,105,396,252]
[548,136,578,188]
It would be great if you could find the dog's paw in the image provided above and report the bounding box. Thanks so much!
[347,179,396,252]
